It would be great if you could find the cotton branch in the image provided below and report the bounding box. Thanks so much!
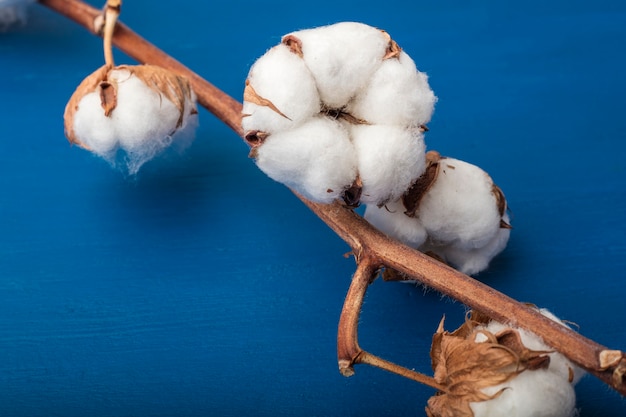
[38,0,626,396]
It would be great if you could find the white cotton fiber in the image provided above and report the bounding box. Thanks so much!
[66,65,198,175]
[286,22,389,109]
[0,0,34,30]
[470,368,577,417]
[347,51,437,127]
[254,116,358,203]
[243,22,439,206]
[364,156,510,275]
[470,309,584,417]
[417,158,510,275]
[364,199,428,247]
[351,124,426,205]
[242,44,320,134]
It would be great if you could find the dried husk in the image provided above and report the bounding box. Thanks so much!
[243,80,291,120]
[426,312,552,417]
[402,150,442,216]
[64,64,196,148]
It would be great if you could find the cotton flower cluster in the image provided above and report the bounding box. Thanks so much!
[242,21,436,205]
[365,151,511,276]
[64,64,198,175]
[0,0,34,30]
[243,22,510,275]
[427,308,585,417]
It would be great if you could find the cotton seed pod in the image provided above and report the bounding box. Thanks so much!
[426,308,584,417]
[364,152,511,275]
[242,22,437,206]
[64,64,198,174]
[469,309,584,417]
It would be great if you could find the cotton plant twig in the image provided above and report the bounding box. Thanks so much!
[37,0,626,396]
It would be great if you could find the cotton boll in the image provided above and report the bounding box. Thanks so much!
[351,124,426,205]
[347,51,437,127]
[285,22,389,109]
[0,0,34,30]
[469,369,577,417]
[470,310,584,417]
[254,117,358,204]
[415,157,510,274]
[363,155,510,275]
[364,199,428,248]
[242,44,320,134]
[65,65,198,175]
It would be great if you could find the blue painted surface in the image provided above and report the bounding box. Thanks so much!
[1,0,625,415]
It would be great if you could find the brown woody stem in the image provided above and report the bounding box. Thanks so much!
[102,0,121,67]
[337,254,444,390]
[37,0,626,396]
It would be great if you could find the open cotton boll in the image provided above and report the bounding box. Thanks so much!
[65,65,198,175]
[253,117,358,204]
[0,0,34,30]
[416,157,510,275]
[364,153,511,275]
[283,22,389,109]
[242,43,320,134]
[347,51,437,127]
[469,310,584,417]
[427,309,583,417]
[351,124,426,205]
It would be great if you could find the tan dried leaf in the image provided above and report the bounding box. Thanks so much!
[426,314,552,417]
[402,150,442,217]
[243,80,291,120]
[64,65,110,147]
[381,30,402,60]
[282,34,303,57]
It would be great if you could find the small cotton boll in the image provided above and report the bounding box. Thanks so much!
[364,155,510,275]
[0,0,34,30]
[65,65,198,175]
[347,51,437,127]
[242,44,320,134]
[254,117,358,203]
[470,310,584,417]
[351,124,426,205]
[286,22,389,109]
[469,368,577,417]
[364,199,428,247]
[416,157,510,274]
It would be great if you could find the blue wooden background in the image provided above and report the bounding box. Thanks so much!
[1,0,625,415]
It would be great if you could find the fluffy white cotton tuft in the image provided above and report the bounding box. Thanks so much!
[243,22,437,206]
[242,43,320,134]
[352,124,426,205]
[363,198,428,247]
[286,22,389,109]
[364,156,510,275]
[0,0,34,30]
[347,51,436,127]
[254,116,358,203]
[65,65,198,175]
[470,309,585,417]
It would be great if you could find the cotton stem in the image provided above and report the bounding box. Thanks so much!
[102,0,121,67]
[37,0,626,396]
[337,254,444,390]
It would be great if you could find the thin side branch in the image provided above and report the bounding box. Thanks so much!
[37,0,626,396]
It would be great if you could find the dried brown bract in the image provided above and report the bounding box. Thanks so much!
[426,314,552,417]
